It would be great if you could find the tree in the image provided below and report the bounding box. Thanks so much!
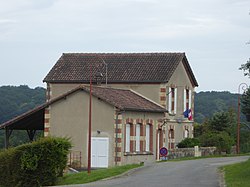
[199,132,234,154]
[195,110,237,154]
[177,138,200,148]
[209,112,231,132]
[241,88,250,121]
[239,58,250,77]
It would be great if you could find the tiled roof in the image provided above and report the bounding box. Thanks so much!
[0,86,166,130]
[43,53,198,86]
[84,86,166,112]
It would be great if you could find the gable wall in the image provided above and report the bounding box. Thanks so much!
[166,60,195,117]
[49,90,115,167]
[165,61,195,146]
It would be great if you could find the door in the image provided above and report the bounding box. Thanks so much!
[91,137,109,168]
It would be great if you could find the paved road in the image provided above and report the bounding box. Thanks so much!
[58,156,249,187]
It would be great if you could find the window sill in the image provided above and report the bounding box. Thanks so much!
[124,152,154,156]
[168,113,176,116]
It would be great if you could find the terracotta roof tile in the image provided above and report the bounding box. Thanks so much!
[0,86,166,129]
[85,86,166,112]
[43,53,198,86]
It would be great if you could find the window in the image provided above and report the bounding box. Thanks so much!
[183,89,192,112]
[168,87,177,114]
[168,129,175,149]
[184,129,189,138]
[125,124,130,152]
[136,124,141,152]
[145,124,150,151]
[169,129,174,139]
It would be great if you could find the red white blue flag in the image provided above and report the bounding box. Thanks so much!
[183,109,192,121]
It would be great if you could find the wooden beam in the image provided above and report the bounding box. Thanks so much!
[4,128,13,149]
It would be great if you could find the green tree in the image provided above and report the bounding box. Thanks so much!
[209,112,231,132]
[0,85,46,149]
[239,58,250,77]
[195,110,237,154]
[241,88,250,120]
[199,132,234,154]
[177,138,200,148]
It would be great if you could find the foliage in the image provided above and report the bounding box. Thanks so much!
[199,132,234,153]
[0,85,46,124]
[240,130,250,153]
[241,88,250,116]
[223,158,250,187]
[56,163,143,185]
[0,137,71,187]
[177,138,200,148]
[0,85,45,149]
[194,91,239,124]
[239,58,250,77]
[195,110,236,154]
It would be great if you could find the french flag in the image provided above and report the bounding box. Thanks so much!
[183,109,192,121]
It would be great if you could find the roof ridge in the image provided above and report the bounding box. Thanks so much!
[62,52,185,57]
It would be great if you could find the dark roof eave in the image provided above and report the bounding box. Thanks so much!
[123,107,167,113]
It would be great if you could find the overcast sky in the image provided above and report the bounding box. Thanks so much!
[0,0,250,93]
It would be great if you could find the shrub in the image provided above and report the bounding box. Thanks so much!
[177,138,200,148]
[199,132,234,154]
[0,137,71,187]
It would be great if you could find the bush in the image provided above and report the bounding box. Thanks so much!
[199,132,234,154]
[177,138,200,148]
[0,137,71,187]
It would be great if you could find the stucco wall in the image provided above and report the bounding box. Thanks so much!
[166,121,193,148]
[120,111,165,165]
[109,84,161,105]
[166,61,195,118]
[49,83,81,99]
[49,90,115,168]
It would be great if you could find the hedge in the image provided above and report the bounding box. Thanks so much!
[177,138,200,148]
[0,137,71,187]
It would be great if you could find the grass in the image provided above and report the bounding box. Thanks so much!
[223,158,250,187]
[56,163,143,186]
[158,153,250,162]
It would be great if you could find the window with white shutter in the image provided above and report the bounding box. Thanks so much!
[145,124,150,152]
[125,124,130,152]
[136,124,140,152]
[168,87,177,114]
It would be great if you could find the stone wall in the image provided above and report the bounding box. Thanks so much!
[165,147,217,160]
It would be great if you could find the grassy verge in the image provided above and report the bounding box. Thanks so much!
[56,163,143,186]
[158,153,250,162]
[223,158,250,187]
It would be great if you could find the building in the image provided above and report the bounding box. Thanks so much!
[44,52,198,149]
[0,52,198,168]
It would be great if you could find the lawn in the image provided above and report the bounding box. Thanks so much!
[56,163,143,186]
[223,158,250,187]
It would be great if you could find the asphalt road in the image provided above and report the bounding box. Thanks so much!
[58,156,249,187]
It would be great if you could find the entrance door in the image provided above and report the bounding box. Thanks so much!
[91,137,109,168]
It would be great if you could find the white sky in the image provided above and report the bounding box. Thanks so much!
[0,0,250,93]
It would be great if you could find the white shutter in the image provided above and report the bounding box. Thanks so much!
[189,90,192,109]
[146,125,150,151]
[125,124,130,152]
[136,124,140,152]
[168,87,172,113]
[174,88,177,114]
[184,129,188,138]
[183,89,186,112]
